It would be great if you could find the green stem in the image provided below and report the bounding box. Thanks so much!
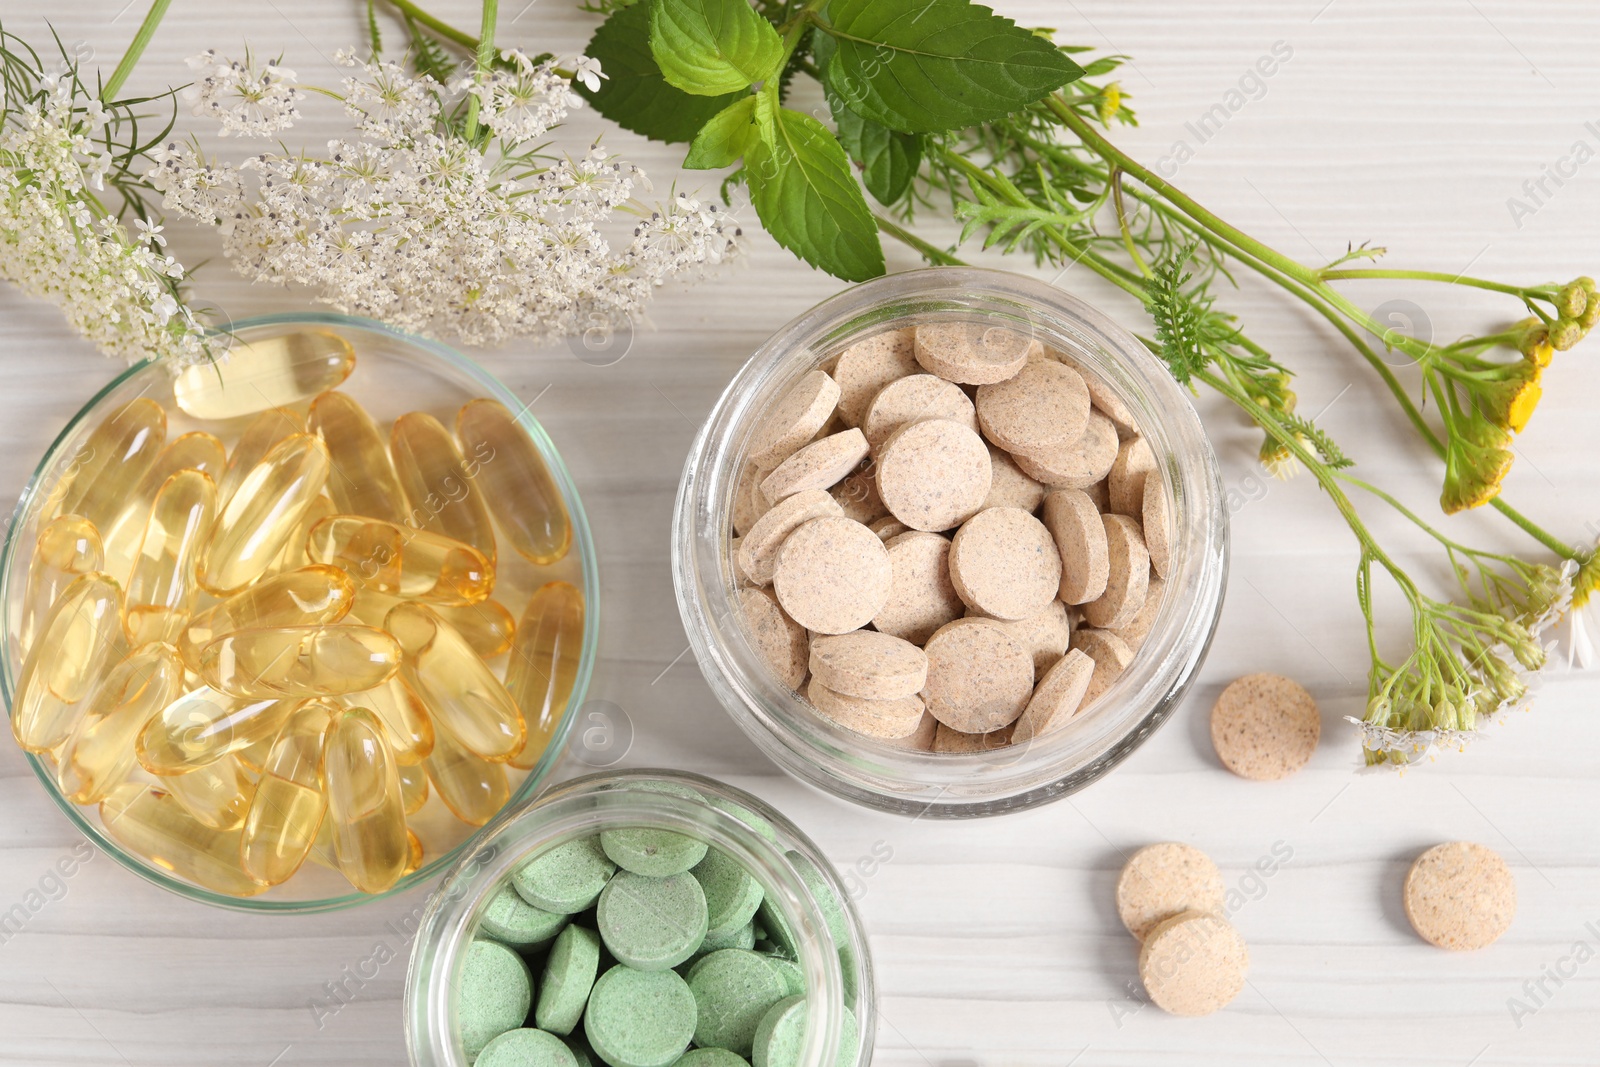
[874,214,963,266]
[1317,268,1534,299]
[381,0,479,49]
[1051,98,1439,361]
[462,0,499,142]
[100,0,173,102]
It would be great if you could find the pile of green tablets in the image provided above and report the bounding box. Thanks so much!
[455,784,860,1067]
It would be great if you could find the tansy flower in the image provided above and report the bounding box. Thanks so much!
[1472,360,1543,434]
[1440,419,1513,514]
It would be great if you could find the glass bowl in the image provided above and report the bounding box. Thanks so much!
[0,312,601,911]
[405,769,873,1067]
[674,268,1228,818]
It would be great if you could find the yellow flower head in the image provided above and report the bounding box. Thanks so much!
[1440,434,1513,514]
[1476,361,1543,433]
[1097,82,1123,124]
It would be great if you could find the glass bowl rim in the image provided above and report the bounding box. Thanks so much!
[673,266,1229,816]
[403,767,875,1067]
[0,310,603,913]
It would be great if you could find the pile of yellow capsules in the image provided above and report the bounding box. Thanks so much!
[7,332,585,898]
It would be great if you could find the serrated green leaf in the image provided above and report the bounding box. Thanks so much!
[579,1,745,142]
[819,0,1083,133]
[828,87,922,206]
[684,93,771,169]
[747,107,885,282]
[366,0,382,58]
[649,0,784,96]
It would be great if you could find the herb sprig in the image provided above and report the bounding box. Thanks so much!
[559,0,1597,763]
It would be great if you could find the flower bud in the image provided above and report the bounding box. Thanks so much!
[1581,292,1600,331]
[1557,283,1588,319]
[1549,318,1583,351]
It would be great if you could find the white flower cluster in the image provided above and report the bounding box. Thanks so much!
[149,49,739,348]
[184,49,301,137]
[1,67,206,364]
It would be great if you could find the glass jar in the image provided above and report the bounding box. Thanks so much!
[404,769,873,1067]
[673,268,1227,817]
[0,312,600,910]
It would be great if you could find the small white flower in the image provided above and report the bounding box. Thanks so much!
[570,57,605,93]
[134,218,166,247]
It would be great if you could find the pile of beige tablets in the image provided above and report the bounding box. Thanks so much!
[732,319,1169,752]
[1116,843,1248,1017]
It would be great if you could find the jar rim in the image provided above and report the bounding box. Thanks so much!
[673,267,1229,817]
[402,768,874,1067]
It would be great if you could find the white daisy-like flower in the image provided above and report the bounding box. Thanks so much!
[1560,551,1599,669]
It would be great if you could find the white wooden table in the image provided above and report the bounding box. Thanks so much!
[2,2,1598,1064]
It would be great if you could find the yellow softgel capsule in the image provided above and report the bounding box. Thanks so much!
[390,411,499,566]
[124,470,219,647]
[335,673,433,764]
[42,398,167,529]
[103,431,228,582]
[198,624,401,699]
[455,399,571,565]
[19,515,104,653]
[350,590,515,660]
[177,564,356,672]
[11,572,124,753]
[423,718,509,827]
[398,761,428,815]
[100,783,267,896]
[386,602,524,762]
[136,687,300,776]
[309,391,409,524]
[505,582,585,770]
[308,515,493,606]
[325,707,409,894]
[241,699,333,886]
[174,330,355,420]
[268,493,335,576]
[217,407,308,506]
[161,753,252,831]
[199,433,331,596]
[56,644,186,805]
[403,828,424,875]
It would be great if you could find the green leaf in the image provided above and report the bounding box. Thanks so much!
[828,88,922,206]
[1144,246,1209,387]
[366,0,383,58]
[649,0,784,96]
[684,94,771,169]
[579,1,745,142]
[819,0,1084,133]
[404,16,455,83]
[747,107,885,282]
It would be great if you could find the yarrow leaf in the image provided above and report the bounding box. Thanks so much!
[818,0,1083,134]
[648,0,784,97]
[1145,247,1209,386]
[747,106,885,282]
[579,1,744,142]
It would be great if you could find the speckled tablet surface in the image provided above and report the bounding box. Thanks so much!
[770,516,892,634]
[749,371,839,469]
[1116,842,1226,941]
[1137,910,1248,1017]
[739,588,809,690]
[921,618,1034,733]
[808,630,928,700]
[1404,841,1516,951]
[1209,673,1321,780]
[875,419,992,533]
[947,507,1061,621]
[872,531,964,645]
